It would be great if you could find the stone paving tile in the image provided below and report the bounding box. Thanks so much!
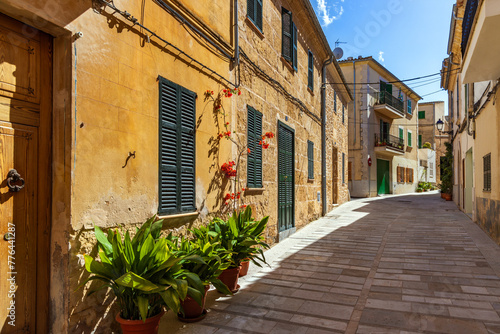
[163,194,500,333]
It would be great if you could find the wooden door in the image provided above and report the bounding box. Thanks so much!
[278,122,294,232]
[0,13,52,333]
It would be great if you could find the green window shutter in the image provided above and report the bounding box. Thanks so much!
[418,134,422,148]
[407,100,412,114]
[256,0,263,31]
[247,0,255,24]
[159,77,196,214]
[292,23,298,71]
[380,81,386,93]
[308,51,314,90]
[248,0,263,31]
[418,110,425,119]
[282,8,292,62]
[408,131,412,147]
[399,128,404,145]
[386,83,393,94]
[247,106,263,188]
[342,153,345,184]
[307,140,314,179]
[334,91,337,113]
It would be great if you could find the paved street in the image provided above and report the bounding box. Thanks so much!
[160,192,500,333]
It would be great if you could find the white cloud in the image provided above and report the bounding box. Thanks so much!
[378,51,385,63]
[316,0,344,27]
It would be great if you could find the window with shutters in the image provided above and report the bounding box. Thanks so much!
[418,110,425,119]
[342,104,345,124]
[348,161,352,181]
[407,131,412,147]
[407,99,412,114]
[429,163,434,178]
[399,127,404,142]
[334,91,337,114]
[307,140,314,179]
[405,168,413,183]
[282,7,298,71]
[247,106,263,188]
[308,50,314,91]
[484,153,491,191]
[397,166,404,183]
[158,77,196,215]
[418,134,422,148]
[247,0,263,32]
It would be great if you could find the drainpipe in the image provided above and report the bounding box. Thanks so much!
[321,55,334,216]
[234,0,240,87]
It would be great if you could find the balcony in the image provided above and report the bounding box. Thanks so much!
[373,92,405,119]
[461,0,500,83]
[374,133,405,156]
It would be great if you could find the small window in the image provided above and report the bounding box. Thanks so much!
[484,153,491,191]
[247,106,263,188]
[418,110,425,119]
[307,140,314,179]
[308,50,314,90]
[407,131,412,147]
[247,0,263,32]
[407,99,412,114]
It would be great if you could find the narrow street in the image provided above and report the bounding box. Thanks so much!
[162,192,500,334]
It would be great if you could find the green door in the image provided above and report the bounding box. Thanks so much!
[377,159,390,195]
[278,121,294,232]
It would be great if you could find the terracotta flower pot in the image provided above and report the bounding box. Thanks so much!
[443,193,452,201]
[115,310,164,334]
[239,260,250,277]
[179,285,210,322]
[217,266,241,293]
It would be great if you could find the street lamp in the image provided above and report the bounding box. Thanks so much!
[436,118,444,132]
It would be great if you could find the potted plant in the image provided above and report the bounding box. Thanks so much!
[168,228,232,322]
[208,206,269,293]
[80,217,204,334]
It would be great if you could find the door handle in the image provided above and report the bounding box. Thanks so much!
[7,169,25,192]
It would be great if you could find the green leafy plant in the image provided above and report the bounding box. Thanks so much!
[208,206,270,268]
[167,227,233,299]
[440,142,453,195]
[80,217,204,321]
[422,142,432,149]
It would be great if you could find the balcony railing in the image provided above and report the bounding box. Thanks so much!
[375,133,404,152]
[375,92,404,114]
[462,0,479,57]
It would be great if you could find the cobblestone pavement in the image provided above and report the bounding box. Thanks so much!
[159,192,500,333]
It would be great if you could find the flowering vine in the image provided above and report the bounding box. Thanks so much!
[205,88,274,211]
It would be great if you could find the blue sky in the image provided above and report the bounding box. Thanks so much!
[314,0,456,113]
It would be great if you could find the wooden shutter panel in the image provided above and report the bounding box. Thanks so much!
[180,89,196,211]
[307,140,314,179]
[159,77,196,214]
[282,8,292,61]
[159,79,179,213]
[247,106,262,188]
[247,0,255,23]
[256,0,263,31]
[292,23,298,71]
[348,161,352,181]
[408,132,412,147]
[308,51,314,90]
[397,166,401,183]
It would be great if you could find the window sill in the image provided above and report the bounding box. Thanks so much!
[157,212,199,220]
[245,17,264,39]
[280,56,295,73]
[308,178,314,183]
[245,187,265,194]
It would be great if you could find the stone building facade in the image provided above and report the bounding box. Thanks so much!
[441,0,500,242]
[0,0,351,332]
[417,101,449,184]
[339,57,421,197]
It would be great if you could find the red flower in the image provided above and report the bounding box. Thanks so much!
[242,187,246,191]
[265,132,275,138]
[240,204,247,208]
[225,201,229,205]
[238,89,241,95]
[263,143,270,149]
[218,133,223,139]
[247,148,251,154]
[259,140,262,145]
[226,122,230,126]
[224,193,231,200]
